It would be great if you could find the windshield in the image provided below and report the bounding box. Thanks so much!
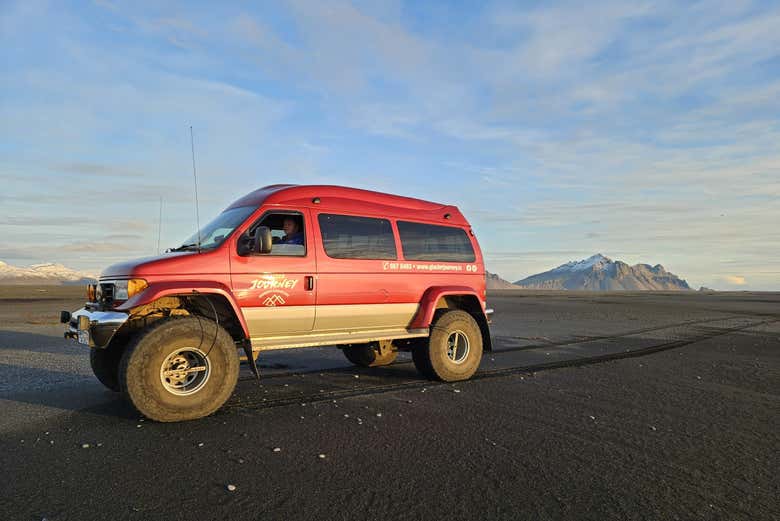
[177,206,256,250]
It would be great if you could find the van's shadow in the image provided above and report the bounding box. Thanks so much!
[6,327,769,422]
[0,329,85,356]
[0,376,138,421]
[0,347,423,422]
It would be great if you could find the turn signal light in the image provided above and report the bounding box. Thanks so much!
[86,284,97,302]
[127,278,148,299]
[113,279,149,301]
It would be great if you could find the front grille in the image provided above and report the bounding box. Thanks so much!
[99,282,114,304]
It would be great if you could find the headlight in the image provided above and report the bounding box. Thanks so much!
[113,279,148,300]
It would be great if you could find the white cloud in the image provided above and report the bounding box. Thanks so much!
[490,1,652,77]
[2,1,779,289]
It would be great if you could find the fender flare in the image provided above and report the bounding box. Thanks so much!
[115,281,249,339]
[410,286,486,329]
[411,286,492,351]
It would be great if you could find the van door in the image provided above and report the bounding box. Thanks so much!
[312,212,418,332]
[230,208,316,337]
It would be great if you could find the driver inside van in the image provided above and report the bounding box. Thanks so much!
[275,217,304,245]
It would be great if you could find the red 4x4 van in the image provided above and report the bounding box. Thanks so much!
[62,185,492,422]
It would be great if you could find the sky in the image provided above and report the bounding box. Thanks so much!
[1,0,779,290]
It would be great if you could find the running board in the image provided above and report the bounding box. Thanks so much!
[250,328,429,351]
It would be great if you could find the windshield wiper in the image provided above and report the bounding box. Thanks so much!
[168,243,200,252]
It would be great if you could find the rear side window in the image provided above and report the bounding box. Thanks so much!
[397,221,476,262]
[318,214,397,260]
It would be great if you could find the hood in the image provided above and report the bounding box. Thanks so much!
[100,249,227,279]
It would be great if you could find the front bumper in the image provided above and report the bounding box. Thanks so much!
[62,307,129,349]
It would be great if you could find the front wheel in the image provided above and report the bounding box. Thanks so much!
[90,343,125,392]
[119,317,239,422]
[413,310,483,382]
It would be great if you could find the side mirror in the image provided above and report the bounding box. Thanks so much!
[255,226,272,254]
[238,226,273,256]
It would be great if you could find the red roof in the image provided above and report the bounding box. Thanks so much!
[227,185,468,225]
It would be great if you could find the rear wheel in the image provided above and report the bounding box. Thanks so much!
[411,341,434,379]
[342,341,398,367]
[119,317,239,422]
[89,343,125,392]
[413,310,482,382]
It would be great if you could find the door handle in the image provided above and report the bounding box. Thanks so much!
[305,276,314,291]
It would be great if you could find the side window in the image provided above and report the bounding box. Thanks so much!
[318,214,397,260]
[397,221,476,262]
[251,212,306,256]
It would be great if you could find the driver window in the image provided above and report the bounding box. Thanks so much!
[253,212,306,257]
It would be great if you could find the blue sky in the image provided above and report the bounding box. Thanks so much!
[1,0,779,290]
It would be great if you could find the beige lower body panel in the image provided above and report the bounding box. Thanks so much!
[244,305,315,336]
[313,303,419,331]
[247,302,423,351]
[250,327,429,351]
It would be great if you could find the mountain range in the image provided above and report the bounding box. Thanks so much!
[0,261,97,285]
[485,271,519,289]
[489,254,692,291]
[2,255,692,291]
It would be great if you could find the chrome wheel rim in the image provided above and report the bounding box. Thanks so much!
[446,330,470,364]
[160,347,211,396]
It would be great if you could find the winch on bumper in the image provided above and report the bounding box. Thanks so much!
[61,308,129,349]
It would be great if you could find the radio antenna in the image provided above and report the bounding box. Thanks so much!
[190,125,202,252]
[156,196,163,254]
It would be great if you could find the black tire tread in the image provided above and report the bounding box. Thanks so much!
[411,344,435,378]
[89,343,125,392]
[411,309,447,379]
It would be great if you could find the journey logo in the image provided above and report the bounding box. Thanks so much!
[246,274,299,306]
[262,294,286,307]
[249,275,299,290]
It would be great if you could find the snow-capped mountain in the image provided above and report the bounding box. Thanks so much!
[551,253,613,272]
[0,261,97,285]
[514,254,692,291]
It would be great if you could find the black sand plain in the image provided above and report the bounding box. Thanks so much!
[1,287,778,520]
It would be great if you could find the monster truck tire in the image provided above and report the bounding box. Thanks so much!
[415,310,482,382]
[119,317,239,422]
[411,338,435,379]
[342,343,398,367]
[90,343,125,392]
